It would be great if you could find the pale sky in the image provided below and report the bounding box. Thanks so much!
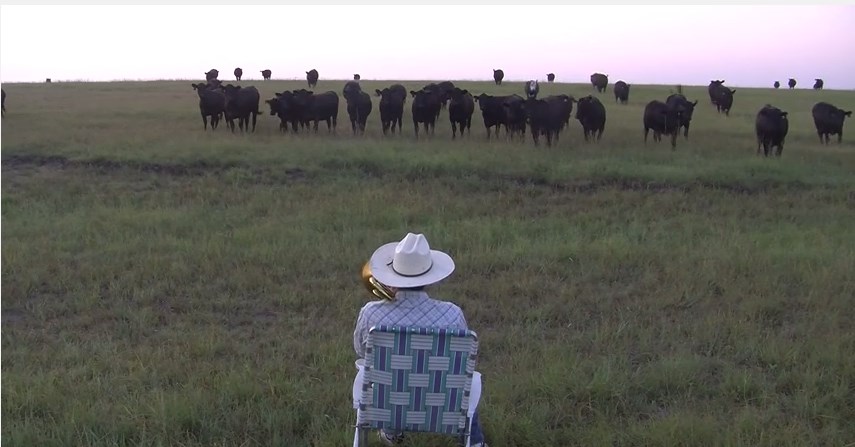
[2,5,854,88]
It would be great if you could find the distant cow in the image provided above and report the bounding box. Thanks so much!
[205,69,219,82]
[447,88,474,139]
[306,69,319,88]
[788,78,797,89]
[234,67,243,81]
[220,84,261,133]
[521,96,568,147]
[191,83,225,130]
[814,78,824,90]
[665,94,699,139]
[547,73,555,83]
[812,102,851,144]
[575,95,606,142]
[774,81,780,89]
[590,73,608,93]
[411,88,442,138]
[755,105,789,157]
[709,80,735,116]
[613,81,630,104]
[291,89,339,133]
[343,81,372,135]
[45,78,51,83]
[525,80,539,99]
[1,88,6,117]
[643,100,683,149]
[261,69,272,80]
[353,74,361,81]
[493,69,504,85]
[375,84,407,135]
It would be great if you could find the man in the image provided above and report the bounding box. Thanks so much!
[353,232,487,447]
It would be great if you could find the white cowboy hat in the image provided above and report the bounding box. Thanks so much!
[369,233,455,288]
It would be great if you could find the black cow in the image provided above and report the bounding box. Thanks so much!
[755,105,789,156]
[205,69,219,82]
[547,73,555,83]
[575,95,606,142]
[613,81,630,104]
[493,69,504,85]
[814,78,824,90]
[447,88,474,139]
[375,85,406,135]
[411,88,442,138]
[708,81,735,116]
[1,88,6,117]
[774,81,780,89]
[788,78,797,89]
[353,74,361,81]
[234,67,242,81]
[306,69,319,88]
[708,80,725,104]
[665,94,698,139]
[590,73,608,93]
[643,100,683,149]
[220,84,261,133]
[430,81,456,111]
[812,102,852,144]
[261,69,272,80]
[268,91,308,133]
[503,95,527,139]
[343,81,371,135]
[191,83,225,130]
[521,97,567,147]
[525,80,540,99]
[473,93,520,139]
[291,89,339,133]
[265,97,289,132]
[542,94,574,133]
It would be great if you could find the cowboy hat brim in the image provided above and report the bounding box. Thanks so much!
[369,242,455,288]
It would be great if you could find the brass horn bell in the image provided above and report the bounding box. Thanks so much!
[362,261,396,301]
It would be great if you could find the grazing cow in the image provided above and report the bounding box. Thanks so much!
[1,88,6,117]
[575,95,606,142]
[343,81,372,135]
[261,69,272,80]
[205,69,219,82]
[774,81,780,89]
[755,105,789,156]
[447,88,474,139]
[665,94,699,139]
[525,80,540,99]
[814,78,824,90]
[493,69,504,85]
[353,74,361,81]
[191,83,226,130]
[220,84,261,133]
[613,81,630,104]
[812,102,852,144]
[411,88,442,138]
[375,84,407,135]
[190,82,226,130]
[547,73,555,83]
[234,67,243,81]
[306,69,319,88]
[521,97,567,147]
[542,94,574,133]
[291,89,339,133]
[788,78,797,89]
[643,100,683,149]
[590,73,608,93]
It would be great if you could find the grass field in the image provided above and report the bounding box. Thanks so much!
[2,78,854,447]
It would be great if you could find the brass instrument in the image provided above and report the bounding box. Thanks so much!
[362,261,396,301]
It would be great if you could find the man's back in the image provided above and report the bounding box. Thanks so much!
[353,290,467,358]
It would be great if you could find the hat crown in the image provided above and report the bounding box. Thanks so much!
[392,233,433,277]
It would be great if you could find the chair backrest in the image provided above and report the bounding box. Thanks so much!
[357,325,479,436]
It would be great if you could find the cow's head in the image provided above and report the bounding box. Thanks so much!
[343,81,362,100]
[265,98,280,115]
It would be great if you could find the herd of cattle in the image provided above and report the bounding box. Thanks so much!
[189,68,851,157]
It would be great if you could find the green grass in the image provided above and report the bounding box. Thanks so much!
[2,79,854,446]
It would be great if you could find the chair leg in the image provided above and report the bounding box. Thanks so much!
[354,426,368,447]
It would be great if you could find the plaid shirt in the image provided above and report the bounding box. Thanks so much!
[353,290,468,359]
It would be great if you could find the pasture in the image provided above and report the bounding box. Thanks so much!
[1,79,854,447]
